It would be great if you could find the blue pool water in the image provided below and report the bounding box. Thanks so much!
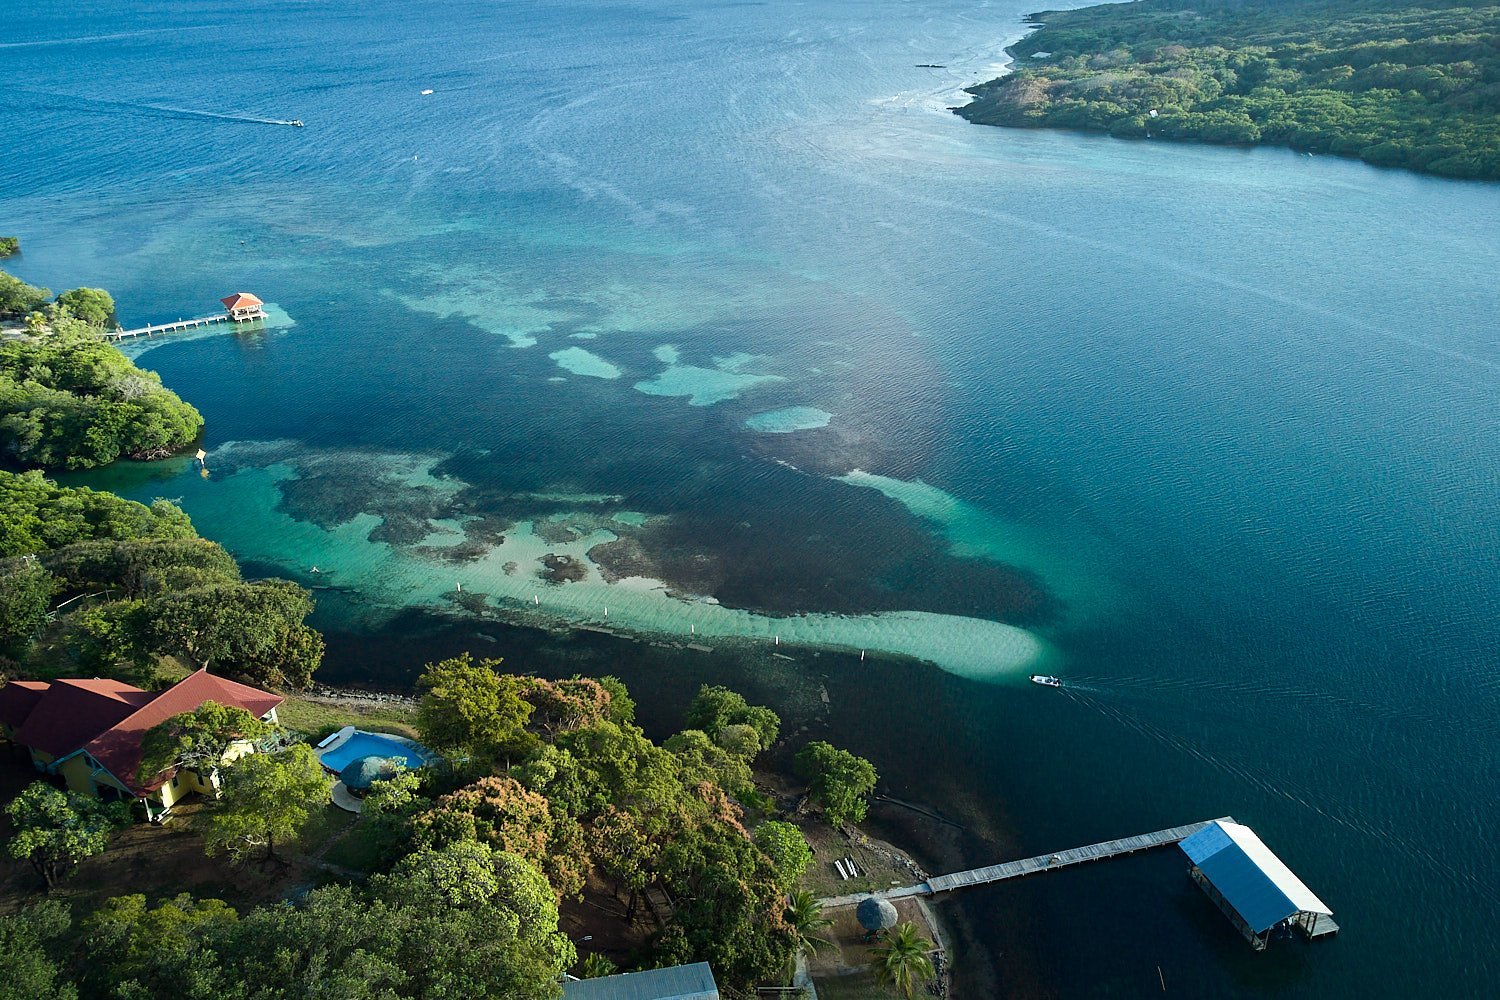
[318,732,429,774]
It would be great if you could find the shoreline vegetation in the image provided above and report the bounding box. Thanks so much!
[955,0,1500,180]
[0,268,950,997]
[1,269,204,469]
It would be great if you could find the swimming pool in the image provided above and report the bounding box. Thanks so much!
[316,728,430,774]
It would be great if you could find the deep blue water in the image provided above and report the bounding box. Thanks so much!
[4,0,1499,995]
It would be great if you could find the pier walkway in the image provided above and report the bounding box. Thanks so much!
[106,314,232,341]
[819,817,1232,908]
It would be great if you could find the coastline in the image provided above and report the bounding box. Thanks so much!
[951,2,1500,182]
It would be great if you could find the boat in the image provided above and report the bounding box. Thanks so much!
[421,89,434,95]
[1029,674,1062,688]
[289,120,304,127]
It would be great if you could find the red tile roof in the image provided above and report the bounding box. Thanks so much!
[11,680,156,758]
[0,680,52,731]
[85,670,283,793]
[220,292,264,310]
[5,671,282,795]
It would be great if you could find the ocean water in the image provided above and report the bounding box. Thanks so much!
[4,0,1499,996]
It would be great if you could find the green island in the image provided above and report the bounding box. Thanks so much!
[0,272,942,998]
[1,270,203,470]
[956,0,1500,179]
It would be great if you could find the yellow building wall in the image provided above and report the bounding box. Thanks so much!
[56,755,98,796]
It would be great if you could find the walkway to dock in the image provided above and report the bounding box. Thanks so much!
[106,314,231,340]
[819,817,1232,908]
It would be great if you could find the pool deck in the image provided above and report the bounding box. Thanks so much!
[330,782,363,814]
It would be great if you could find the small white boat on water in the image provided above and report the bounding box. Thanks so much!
[289,120,305,127]
[1030,674,1062,688]
[421,89,434,95]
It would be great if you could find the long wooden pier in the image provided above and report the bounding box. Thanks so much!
[819,817,1232,908]
[106,314,232,341]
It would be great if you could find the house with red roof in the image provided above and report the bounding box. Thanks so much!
[0,670,282,820]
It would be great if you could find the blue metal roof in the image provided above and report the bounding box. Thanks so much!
[1180,821,1331,934]
[562,963,719,1000]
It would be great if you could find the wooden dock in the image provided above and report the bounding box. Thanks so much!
[819,817,1233,908]
[105,314,237,341]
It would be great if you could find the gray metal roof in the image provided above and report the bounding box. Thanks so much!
[562,963,719,1000]
[1180,821,1331,934]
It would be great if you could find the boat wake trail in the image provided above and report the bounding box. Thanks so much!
[15,89,300,127]
[1060,686,1498,906]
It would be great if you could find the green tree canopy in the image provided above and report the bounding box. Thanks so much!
[0,901,77,1000]
[957,0,1500,180]
[0,311,203,469]
[0,564,57,657]
[137,700,273,786]
[78,893,238,999]
[5,782,129,887]
[795,740,878,827]
[685,684,780,757]
[870,922,935,999]
[415,653,533,763]
[754,820,815,892]
[141,578,322,689]
[200,743,331,863]
[55,287,114,328]
[0,470,195,559]
[0,270,48,318]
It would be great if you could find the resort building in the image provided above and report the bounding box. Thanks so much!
[220,291,267,321]
[562,962,719,1000]
[0,669,282,821]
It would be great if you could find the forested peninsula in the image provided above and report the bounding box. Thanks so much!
[1,271,203,469]
[957,0,1500,179]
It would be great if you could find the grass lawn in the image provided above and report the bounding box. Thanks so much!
[812,970,909,999]
[277,695,419,741]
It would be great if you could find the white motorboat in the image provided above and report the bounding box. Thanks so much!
[1029,674,1062,688]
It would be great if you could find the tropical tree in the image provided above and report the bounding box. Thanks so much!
[200,743,331,864]
[0,271,48,319]
[142,579,322,689]
[55,287,115,327]
[784,889,833,980]
[415,654,533,764]
[137,700,274,786]
[597,675,635,724]
[794,741,878,827]
[5,782,129,887]
[78,893,237,998]
[363,766,423,815]
[0,901,77,1000]
[576,952,617,979]
[412,774,587,899]
[869,922,935,999]
[755,821,815,892]
[0,564,57,656]
[686,684,780,756]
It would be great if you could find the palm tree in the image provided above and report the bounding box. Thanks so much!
[577,952,617,979]
[785,889,834,980]
[870,922,935,999]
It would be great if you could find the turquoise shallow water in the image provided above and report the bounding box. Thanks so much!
[5,0,1500,995]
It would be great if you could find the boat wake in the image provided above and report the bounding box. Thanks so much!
[1060,685,1498,905]
[16,89,301,127]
